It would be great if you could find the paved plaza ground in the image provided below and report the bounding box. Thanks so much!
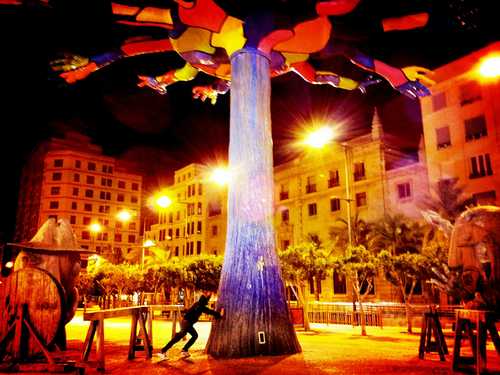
[62,311,500,375]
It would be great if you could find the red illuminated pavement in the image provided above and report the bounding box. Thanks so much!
[65,311,500,375]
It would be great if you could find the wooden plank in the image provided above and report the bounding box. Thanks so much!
[84,306,143,321]
[418,313,428,359]
[128,311,138,360]
[96,320,105,372]
[81,320,98,362]
[138,311,152,358]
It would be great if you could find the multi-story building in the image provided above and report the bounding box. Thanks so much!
[421,42,500,205]
[15,132,143,264]
[145,112,430,303]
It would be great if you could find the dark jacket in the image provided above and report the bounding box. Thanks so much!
[182,295,221,324]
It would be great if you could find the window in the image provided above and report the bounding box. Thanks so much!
[72,187,79,196]
[198,183,203,195]
[54,159,63,167]
[52,172,62,181]
[208,200,222,216]
[306,176,316,193]
[432,92,446,111]
[118,181,125,189]
[88,162,96,171]
[197,221,202,234]
[50,186,60,195]
[117,194,125,202]
[75,160,81,168]
[333,271,347,294]
[328,170,339,188]
[353,162,366,181]
[129,222,136,230]
[116,221,122,229]
[356,192,367,207]
[128,235,136,244]
[176,211,180,221]
[81,231,90,240]
[72,173,80,182]
[282,240,290,250]
[397,182,412,200]
[360,277,375,295]
[211,225,218,236]
[70,215,76,225]
[84,203,92,212]
[83,217,91,225]
[460,81,481,106]
[330,198,340,212]
[197,202,202,215]
[175,246,179,257]
[131,196,138,204]
[98,205,110,213]
[49,201,59,209]
[71,202,77,210]
[102,165,113,173]
[85,189,94,198]
[175,228,180,238]
[465,115,487,141]
[99,191,111,200]
[470,154,493,178]
[473,190,496,205]
[168,213,173,224]
[279,183,289,200]
[197,241,202,255]
[132,182,139,191]
[167,228,173,240]
[308,277,322,295]
[281,208,290,223]
[114,233,122,242]
[308,203,317,216]
[436,126,451,149]
[86,175,95,184]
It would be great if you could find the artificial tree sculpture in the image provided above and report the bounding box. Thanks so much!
[49,0,434,357]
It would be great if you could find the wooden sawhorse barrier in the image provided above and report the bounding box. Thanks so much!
[452,309,500,375]
[80,306,152,372]
[146,305,184,340]
[419,308,449,361]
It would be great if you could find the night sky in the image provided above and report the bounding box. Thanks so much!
[0,0,497,241]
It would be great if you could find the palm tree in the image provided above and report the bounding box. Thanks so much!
[329,213,371,249]
[425,178,472,223]
[369,214,423,255]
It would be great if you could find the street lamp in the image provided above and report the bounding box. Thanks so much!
[88,222,102,252]
[209,167,231,187]
[302,126,353,248]
[477,54,500,79]
[141,239,155,270]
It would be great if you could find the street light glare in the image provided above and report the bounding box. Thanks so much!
[478,55,500,78]
[143,239,155,247]
[210,167,231,186]
[303,126,335,148]
[156,195,173,208]
[89,222,102,233]
[116,209,132,222]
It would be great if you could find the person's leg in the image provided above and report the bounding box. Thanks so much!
[182,325,199,352]
[161,323,189,353]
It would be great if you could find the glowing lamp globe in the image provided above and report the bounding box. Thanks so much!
[303,126,335,149]
[156,195,172,209]
[116,210,132,222]
[479,55,500,78]
[89,223,102,233]
[210,167,231,186]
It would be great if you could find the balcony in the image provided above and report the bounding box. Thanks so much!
[305,184,317,194]
[328,179,339,188]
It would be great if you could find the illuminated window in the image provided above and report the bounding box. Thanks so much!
[198,184,203,195]
[197,221,202,234]
[54,159,63,167]
[83,217,91,225]
[465,115,487,141]
[432,92,446,111]
[355,192,367,207]
[50,186,60,195]
[459,81,481,106]
[129,222,136,230]
[308,203,317,216]
[330,198,340,212]
[470,154,493,179]
[52,172,62,181]
[353,162,366,181]
[114,233,122,242]
[306,176,316,193]
[328,170,340,188]
[397,182,412,200]
[281,208,290,222]
[436,126,451,149]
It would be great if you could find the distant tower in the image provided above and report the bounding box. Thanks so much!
[371,107,384,141]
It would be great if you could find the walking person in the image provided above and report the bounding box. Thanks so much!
[157,290,222,360]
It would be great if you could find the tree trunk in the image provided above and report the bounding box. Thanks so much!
[358,296,367,336]
[206,48,301,358]
[295,284,310,331]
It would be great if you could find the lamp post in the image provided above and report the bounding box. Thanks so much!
[302,126,353,248]
[141,239,155,270]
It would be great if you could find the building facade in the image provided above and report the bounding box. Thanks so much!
[421,42,500,205]
[145,112,430,303]
[15,132,143,263]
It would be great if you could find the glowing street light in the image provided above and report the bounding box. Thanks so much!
[141,239,156,269]
[302,126,336,149]
[89,222,102,233]
[155,195,173,209]
[5,261,14,269]
[116,209,133,222]
[478,55,500,79]
[210,167,231,186]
